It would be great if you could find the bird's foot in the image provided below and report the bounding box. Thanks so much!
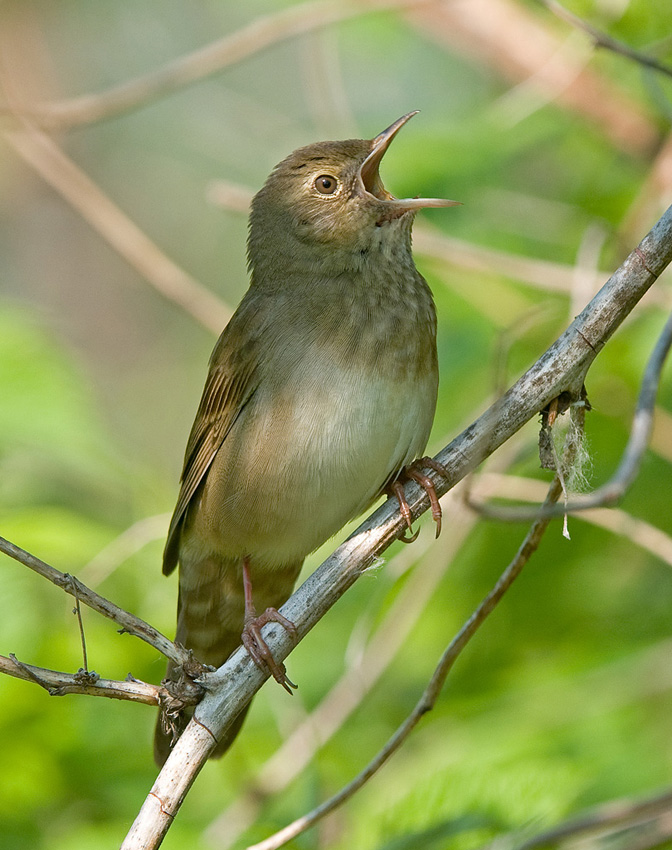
[241,608,298,694]
[391,456,449,542]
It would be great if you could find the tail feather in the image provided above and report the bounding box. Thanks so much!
[154,555,302,766]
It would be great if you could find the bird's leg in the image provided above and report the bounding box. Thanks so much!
[390,457,449,541]
[240,557,298,694]
[389,480,420,543]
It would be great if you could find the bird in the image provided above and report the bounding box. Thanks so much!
[154,111,458,766]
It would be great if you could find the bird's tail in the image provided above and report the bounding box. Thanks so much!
[154,555,302,766]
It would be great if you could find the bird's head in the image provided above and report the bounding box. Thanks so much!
[248,112,459,279]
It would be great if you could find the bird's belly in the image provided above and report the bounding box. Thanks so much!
[194,358,436,567]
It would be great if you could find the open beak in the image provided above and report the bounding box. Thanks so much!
[359,111,460,214]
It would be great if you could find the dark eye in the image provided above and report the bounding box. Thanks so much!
[314,175,339,195]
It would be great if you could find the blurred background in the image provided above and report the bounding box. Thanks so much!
[1,1,672,848]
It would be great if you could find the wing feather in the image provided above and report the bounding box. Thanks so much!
[162,317,261,575]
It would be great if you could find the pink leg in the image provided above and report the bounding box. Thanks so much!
[240,557,298,694]
[389,480,420,543]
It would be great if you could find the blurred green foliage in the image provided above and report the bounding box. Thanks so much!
[1,2,671,849]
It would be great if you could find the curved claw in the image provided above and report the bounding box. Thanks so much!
[401,457,448,540]
[406,468,442,538]
[399,526,420,544]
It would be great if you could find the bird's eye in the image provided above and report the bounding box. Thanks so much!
[314,175,339,195]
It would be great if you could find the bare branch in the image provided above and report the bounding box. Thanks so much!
[121,207,672,850]
[1,654,162,706]
[248,359,586,850]
[247,477,564,850]
[0,536,192,670]
[205,447,525,848]
[472,473,672,569]
[540,0,672,81]
[469,307,672,521]
[2,128,231,334]
[0,0,430,129]
[405,0,660,156]
[205,488,471,846]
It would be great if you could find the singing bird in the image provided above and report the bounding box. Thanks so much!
[154,112,458,765]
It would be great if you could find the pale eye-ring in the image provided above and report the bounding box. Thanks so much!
[314,174,339,195]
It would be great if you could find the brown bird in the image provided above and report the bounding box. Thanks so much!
[154,112,458,765]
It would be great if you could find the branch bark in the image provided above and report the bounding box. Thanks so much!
[540,0,672,81]
[469,307,672,520]
[249,476,565,850]
[121,206,672,848]
[0,654,163,705]
[0,536,193,670]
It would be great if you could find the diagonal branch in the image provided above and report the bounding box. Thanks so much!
[248,476,564,850]
[469,307,672,521]
[121,206,672,849]
[2,128,231,334]
[205,485,473,847]
[205,443,527,848]
[470,473,672,569]
[0,536,192,670]
[248,335,589,850]
[540,0,672,81]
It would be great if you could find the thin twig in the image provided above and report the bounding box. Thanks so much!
[69,577,89,672]
[1,653,164,705]
[405,0,660,156]
[0,536,193,670]
[469,308,672,522]
[0,0,429,129]
[540,0,672,81]
[247,477,564,850]
[471,472,672,569]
